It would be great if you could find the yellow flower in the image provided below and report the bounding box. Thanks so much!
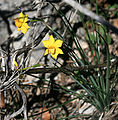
[42,35,64,59]
[14,11,30,34]
[13,60,23,82]
[14,60,19,69]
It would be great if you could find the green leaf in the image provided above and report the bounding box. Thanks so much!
[85,34,96,44]
[107,34,111,44]
[22,64,42,71]
[32,64,41,67]
[100,26,105,36]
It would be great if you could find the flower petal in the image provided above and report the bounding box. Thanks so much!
[17,27,21,31]
[51,48,63,59]
[44,49,49,56]
[14,60,19,69]
[23,23,30,29]
[20,23,30,34]
[42,40,50,48]
[51,53,58,59]
[53,39,63,48]
[56,48,64,54]
[48,35,55,46]
[21,26,27,34]
[19,11,24,22]
[24,14,28,22]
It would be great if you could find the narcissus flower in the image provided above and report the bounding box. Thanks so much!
[14,60,19,69]
[42,35,64,59]
[14,11,30,34]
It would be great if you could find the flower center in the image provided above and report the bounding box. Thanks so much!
[15,19,23,28]
[48,46,56,55]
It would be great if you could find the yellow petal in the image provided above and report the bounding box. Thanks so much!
[24,14,28,22]
[42,40,50,48]
[17,27,21,31]
[51,53,58,59]
[48,35,55,46]
[53,40,63,48]
[14,60,19,69]
[19,11,24,22]
[20,23,30,34]
[23,23,30,29]
[51,48,63,59]
[19,11,23,18]
[44,49,49,56]
[21,26,27,34]
[56,48,64,54]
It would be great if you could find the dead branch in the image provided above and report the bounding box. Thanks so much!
[4,83,27,120]
[24,58,118,74]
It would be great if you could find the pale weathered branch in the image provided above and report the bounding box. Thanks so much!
[4,83,27,120]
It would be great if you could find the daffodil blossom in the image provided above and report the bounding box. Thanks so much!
[14,11,30,34]
[42,35,64,59]
[14,60,19,69]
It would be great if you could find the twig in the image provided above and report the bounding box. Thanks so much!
[4,83,27,120]
[24,59,118,74]
[0,59,117,77]
[99,112,104,120]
